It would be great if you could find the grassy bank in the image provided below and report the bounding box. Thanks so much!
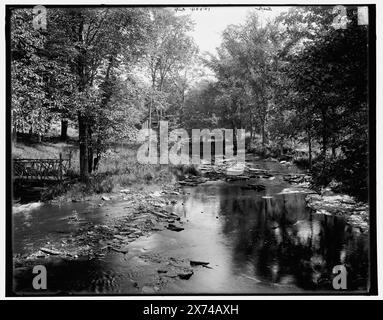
[13,139,177,202]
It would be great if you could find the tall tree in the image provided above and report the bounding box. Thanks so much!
[141,9,197,126]
[45,8,151,181]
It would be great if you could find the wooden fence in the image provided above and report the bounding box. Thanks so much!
[13,153,72,181]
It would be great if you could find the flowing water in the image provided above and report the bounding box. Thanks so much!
[12,160,370,295]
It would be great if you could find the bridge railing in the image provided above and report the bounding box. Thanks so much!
[13,153,72,181]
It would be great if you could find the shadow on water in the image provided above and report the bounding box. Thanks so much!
[12,161,369,294]
[157,180,368,293]
[216,184,369,291]
[14,256,137,295]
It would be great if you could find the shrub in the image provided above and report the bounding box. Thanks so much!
[293,157,311,170]
[311,149,368,202]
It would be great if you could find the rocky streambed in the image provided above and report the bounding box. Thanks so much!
[12,157,370,294]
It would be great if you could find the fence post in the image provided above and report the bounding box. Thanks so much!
[59,153,63,181]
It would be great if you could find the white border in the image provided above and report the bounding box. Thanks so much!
[1,0,382,300]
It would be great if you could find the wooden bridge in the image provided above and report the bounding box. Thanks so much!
[13,153,72,182]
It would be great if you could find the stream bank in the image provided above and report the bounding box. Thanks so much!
[12,156,370,294]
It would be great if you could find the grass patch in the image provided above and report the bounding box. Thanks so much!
[12,141,76,159]
[14,140,178,201]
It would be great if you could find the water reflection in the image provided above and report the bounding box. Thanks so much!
[13,166,369,294]
[185,181,369,291]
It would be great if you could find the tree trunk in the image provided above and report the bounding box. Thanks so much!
[87,126,93,174]
[249,128,253,150]
[29,123,33,137]
[77,17,89,182]
[307,128,312,170]
[78,114,89,182]
[279,142,284,157]
[60,119,68,141]
[88,147,93,174]
[94,138,101,172]
[12,127,17,143]
[261,121,267,146]
[321,110,328,159]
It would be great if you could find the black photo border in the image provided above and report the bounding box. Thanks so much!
[5,3,378,297]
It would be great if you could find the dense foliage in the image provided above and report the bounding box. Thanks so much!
[11,7,197,181]
[10,6,370,200]
[183,7,370,200]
